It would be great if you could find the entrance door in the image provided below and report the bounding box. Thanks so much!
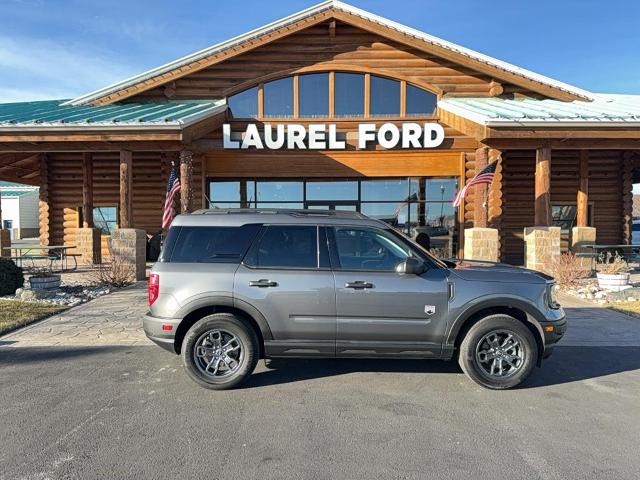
[306,201,358,211]
[328,225,449,358]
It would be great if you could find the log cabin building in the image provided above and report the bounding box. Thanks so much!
[1,0,640,270]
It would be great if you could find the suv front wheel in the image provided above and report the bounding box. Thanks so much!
[182,313,259,390]
[458,314,538,390]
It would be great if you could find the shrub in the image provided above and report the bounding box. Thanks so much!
[90,257,135,288]
[0,258,24,296]
[597,252,630,275]
[550,253,590,287]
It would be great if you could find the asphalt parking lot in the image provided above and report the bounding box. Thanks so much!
[1,287,639,480]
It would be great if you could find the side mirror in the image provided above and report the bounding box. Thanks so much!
[396,257,426,275]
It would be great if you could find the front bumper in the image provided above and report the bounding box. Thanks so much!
[143,313,181,353]
[539,310,567,359]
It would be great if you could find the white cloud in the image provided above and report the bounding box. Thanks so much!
[0,35,138,102]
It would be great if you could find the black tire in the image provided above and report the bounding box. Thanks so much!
[458,314,538,390]
[181,313,259,390]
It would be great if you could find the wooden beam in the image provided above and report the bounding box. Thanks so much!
[293,75,299,118]
[0,141,184,152]
[119,150,133,228]
[535,147,552,227]
[82,152,94,228]
[400,80,407,117]
[38,154,50,246]
[328,71,335,118]
[473,147,488,228]
[180,150,194,213]
[485,138,640,151]
[328,20,336,38]
[623,153,633,244]
[576,150,589,227]
[364,73,371,118]
[257,83,264,118]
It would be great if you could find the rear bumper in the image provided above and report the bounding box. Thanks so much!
[143,313,181,353]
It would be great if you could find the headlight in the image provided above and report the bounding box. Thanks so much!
[548,283,561,309]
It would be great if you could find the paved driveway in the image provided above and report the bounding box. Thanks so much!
[1,287,639,479]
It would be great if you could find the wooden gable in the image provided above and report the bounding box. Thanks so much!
[130,21,518,102]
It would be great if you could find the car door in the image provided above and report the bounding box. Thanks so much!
[234,224,336,357]
[328,225,449,358]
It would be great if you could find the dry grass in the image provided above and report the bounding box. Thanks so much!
[609,302,640,319]
[0,300,67,336]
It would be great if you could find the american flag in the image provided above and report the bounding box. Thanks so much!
[452,161,497,208]
[162,165,181,229]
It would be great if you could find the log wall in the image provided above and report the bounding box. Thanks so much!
[45,152,203,257]
[501,150,626,264]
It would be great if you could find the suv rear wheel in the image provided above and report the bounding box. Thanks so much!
[458,314,537,390]
[182,313,259,390]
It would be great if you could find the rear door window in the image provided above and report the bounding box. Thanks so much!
[169,225,260,263]
[245,225,318,269]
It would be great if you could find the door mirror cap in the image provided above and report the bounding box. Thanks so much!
[396,257,426,275]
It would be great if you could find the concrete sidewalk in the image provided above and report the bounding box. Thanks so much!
[1,282,151,347]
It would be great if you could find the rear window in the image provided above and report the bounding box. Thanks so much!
[165,225,260,263]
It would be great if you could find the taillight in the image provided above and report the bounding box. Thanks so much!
[148,273,159,306]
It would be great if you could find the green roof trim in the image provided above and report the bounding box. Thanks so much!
[0,99,226,129]
[0,189,35,197]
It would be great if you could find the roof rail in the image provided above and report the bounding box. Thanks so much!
[190,208,368,219]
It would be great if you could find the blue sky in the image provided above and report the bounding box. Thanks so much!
[1,0,639,103]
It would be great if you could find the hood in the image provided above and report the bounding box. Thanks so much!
[449,260,553,284]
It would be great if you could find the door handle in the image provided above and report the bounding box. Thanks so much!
[345,281,374,289]
[249,279,278,288]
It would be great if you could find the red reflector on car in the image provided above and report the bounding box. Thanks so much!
[162,324,173,331]
[148,273,159,306]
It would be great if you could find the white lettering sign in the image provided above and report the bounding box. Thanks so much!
[222,123,445,150]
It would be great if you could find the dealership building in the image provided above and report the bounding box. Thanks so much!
[1,0,639,275]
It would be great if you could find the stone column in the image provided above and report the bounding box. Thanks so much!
[464,228,499,262]
[109,228,146,281]
[77,228,102,265]
[525,226,561,274]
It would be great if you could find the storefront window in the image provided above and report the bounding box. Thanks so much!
[228,86,258,118]
[334,73,364,117]
[299,73,329,117]
[256,181,303,202]
[306,181,358,200]
[264,77,293,117]
[207,177,459,258]
[370,75,400,116]
[361,179,410,202]
[406,84,437,116]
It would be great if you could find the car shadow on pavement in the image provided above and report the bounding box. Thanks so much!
[243,346,640,390]
[0,345,138,366]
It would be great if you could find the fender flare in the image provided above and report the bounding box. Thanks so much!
[175,294,273,341]
[445,295,546,347]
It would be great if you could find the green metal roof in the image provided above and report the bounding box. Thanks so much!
[439,94,640,127]
[0,189,35,197]
[0,181,31,188]
[0,99,226,129]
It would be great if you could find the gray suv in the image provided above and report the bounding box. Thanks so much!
[144,209,566,390]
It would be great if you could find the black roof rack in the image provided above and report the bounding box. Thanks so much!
[191,208,368,219]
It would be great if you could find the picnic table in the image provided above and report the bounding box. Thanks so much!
[578,244,640,272]
[3,245,78,272]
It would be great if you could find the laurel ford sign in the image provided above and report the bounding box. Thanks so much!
[222,123,445,150]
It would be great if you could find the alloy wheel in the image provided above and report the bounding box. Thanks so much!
[474,330,525,378]
[193,329,244,379]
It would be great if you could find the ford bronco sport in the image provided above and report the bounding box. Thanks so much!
[144,209,566,390]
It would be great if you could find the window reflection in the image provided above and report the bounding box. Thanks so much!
[406,84,437,116]
[256,181,303,202]
[335,73,364,117]
[306,181,358,200]
[228,87,258,118]
[361,179,409,201]
[370,75,400,116]
[264,77,293,117]
[299,73,329,117]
